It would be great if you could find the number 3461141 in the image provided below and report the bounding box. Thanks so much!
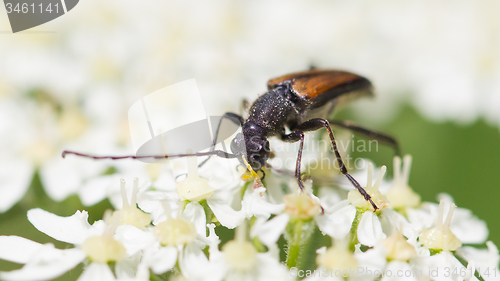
[5,2,60,14]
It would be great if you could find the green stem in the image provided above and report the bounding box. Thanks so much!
[286,219,304,268]
[286,220,304,268]
[285,218,316,269]
[199,199,214,225]
[348,209,364,251]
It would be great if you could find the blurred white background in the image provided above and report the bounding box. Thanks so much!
[0,0,499,210]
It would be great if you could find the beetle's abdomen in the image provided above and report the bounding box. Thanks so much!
[268,69,373,110]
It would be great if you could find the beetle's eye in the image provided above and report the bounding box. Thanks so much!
[251,154,260,162]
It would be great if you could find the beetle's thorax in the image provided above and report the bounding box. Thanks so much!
[246,87,298,136]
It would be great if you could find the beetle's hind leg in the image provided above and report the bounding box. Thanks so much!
[329,120,400,156]
[292,118,378,211]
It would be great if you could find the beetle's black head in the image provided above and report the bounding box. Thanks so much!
[230,122,270,172]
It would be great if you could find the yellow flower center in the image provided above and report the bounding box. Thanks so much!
[316,243,357,272]
[348,164,390,211]
[177,155,214,202]
[82,235,126,263]
[381,229,417,261]
[283,192,321,219]
[154,218,197,247]
[385,156,421,209]
[109,178,151,229]
[419,200,462,251]
[223,240,258,272]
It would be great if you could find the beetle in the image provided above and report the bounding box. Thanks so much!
[63,69,399,210]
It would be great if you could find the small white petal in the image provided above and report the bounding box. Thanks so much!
[39,158,82,202]
[178,243,213,281]
[242,187,285,219]
[316,203,356,240]
[450,208,488,244]
[114,225,156,257]
[27,209,104,245]
[148,246,178,275]
[115,252,142,280]
[457,241,500,280]
[316,246,327,255]
[0,236,44,263]
[317,186,342,210]
[251,214,290,247]
[0,247,85,281]
[406,203,436,232]
[413,251,465,281]
[182,202,206,238]
[207,198,244,229]
[254,252,293,281]
[436,194,488,244]
[77,263,116,281]
[382,208,419,238]
[357,212,386,247]
[137,191,179,225]
[78,175,117,206]
[355,245,387,274]
[0,158,33,212]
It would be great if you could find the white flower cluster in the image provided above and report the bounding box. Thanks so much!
[0,154,496,281]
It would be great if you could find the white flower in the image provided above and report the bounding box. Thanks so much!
[418,199,462,252]
[0,208,147,281]
[139,155,246,230]
[249,181,326,247]
[209,222,292,281]
[407,194,488,245]
[457,241,500,281]
[352,224,419,281]
[241,184,285,221]
[384,155,421,210]
[412,251,468,281]
[109,178,152,229]
[137,201,217,280]
[333,163,390,246]
[0,236,86,281]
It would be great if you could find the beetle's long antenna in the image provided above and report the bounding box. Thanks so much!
[61,150,236,160]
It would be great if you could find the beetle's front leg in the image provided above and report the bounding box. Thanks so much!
[280,131,306,191]
[294,118,378,211]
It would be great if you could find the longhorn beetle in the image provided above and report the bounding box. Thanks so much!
[63,69,399,210]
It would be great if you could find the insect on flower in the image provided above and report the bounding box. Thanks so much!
[62,69,399,210]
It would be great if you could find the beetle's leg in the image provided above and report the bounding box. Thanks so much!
[294,118,378,211]
[329,120,400,156]
[198,112,243,168]
[280,131,306,190]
